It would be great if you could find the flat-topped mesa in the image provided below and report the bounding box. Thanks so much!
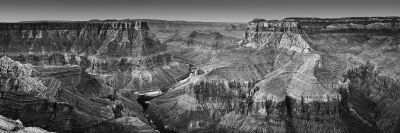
[0,20,160,67]
[247,19,302,32]
[0,21,138,30]
[283,17,400,33]
[242,19,312,53]
[284,16,400,23]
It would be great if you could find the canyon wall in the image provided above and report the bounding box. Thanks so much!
[1,17,400,133]
[0,21,165,67]
[0,20,186,132]
[0,20,190,93]
[148,17,400,133]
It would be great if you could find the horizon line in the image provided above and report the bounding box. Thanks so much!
[1,16,399,23]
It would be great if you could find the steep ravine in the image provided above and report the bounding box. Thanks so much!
[137,94,177,133]
[136,62,195,133]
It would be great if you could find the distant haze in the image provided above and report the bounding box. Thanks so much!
[0,0,398,22]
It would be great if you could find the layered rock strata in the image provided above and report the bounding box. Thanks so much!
[149,17,400,133]
[242,19,312,53]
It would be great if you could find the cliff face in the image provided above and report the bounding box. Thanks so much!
[0,21,165,67]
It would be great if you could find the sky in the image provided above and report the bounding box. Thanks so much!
[0,0,398,22]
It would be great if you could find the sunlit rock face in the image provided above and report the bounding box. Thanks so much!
[0,56,56,100]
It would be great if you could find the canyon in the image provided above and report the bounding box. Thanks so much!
[0,17,399,133]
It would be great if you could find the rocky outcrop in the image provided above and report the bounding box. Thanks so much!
[0,56,55,100]
[0,115,52,133]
